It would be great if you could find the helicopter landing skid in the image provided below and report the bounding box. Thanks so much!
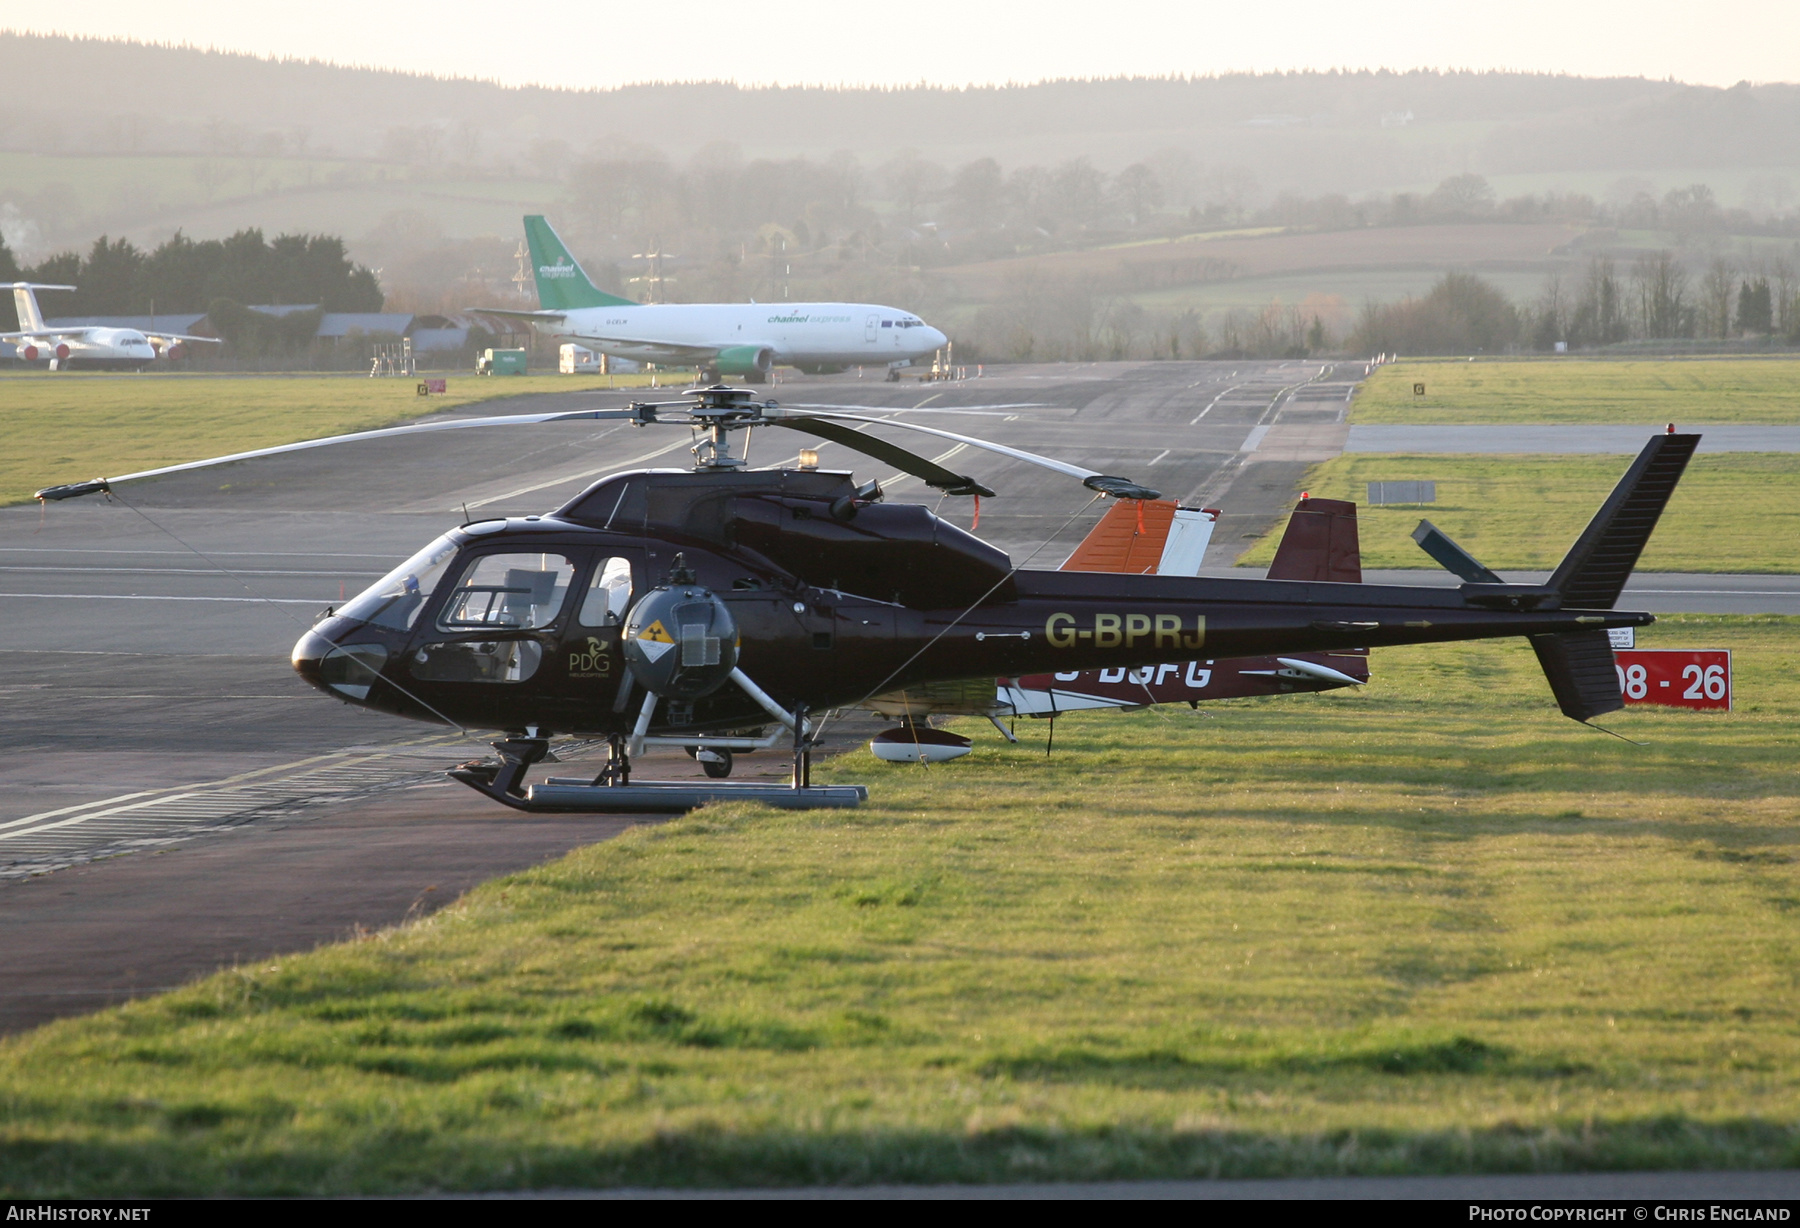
[522,781,867,813]
[447,733,867,813]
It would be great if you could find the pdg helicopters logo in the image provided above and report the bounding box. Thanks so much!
[568,637,613,678]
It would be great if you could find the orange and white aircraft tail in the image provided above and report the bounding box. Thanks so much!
[1059,499,1219,577]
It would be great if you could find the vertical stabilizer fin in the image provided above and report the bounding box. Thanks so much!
[521,217,637,311]
[1531,629,1624,722]
[1268,496,1361,583]
[1156,507,1218,577]
[1061,499,1177,574]
[1412,520,1502,583]
[1059,501,1219,576]
[1527,431,1699,724]
[1549,432,1700,609]
[9,283,73,332]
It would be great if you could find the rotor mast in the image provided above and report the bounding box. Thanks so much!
[678,384,774,470]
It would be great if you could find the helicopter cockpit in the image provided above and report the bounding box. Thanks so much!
[296,518,649,720]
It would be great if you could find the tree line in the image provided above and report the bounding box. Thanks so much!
[0,229,382,331]
[1351,252,1800,358]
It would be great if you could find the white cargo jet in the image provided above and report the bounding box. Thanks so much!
[4,283,221,370]
[474,217,947,383]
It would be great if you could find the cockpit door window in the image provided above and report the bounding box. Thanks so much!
[436,552,575,631]
[577,556,636,627]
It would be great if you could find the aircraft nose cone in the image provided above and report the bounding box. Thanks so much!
[292,630,331,693]
[292,631,392,706]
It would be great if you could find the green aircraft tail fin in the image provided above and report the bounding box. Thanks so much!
[522,216,636,310]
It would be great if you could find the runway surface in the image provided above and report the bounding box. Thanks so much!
[0,359,1345,1025]
[2,358,1794,1035]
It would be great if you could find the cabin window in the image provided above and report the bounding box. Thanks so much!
[338,534,459,630]
[436,552,574,631]
[578,556,635,627]
[410,639,544,684]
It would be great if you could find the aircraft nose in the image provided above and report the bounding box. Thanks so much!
[293,630,389,705]
[292,630,331,693]
[926,326,948,350]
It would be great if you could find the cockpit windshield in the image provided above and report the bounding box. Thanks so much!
[337,534,459,630]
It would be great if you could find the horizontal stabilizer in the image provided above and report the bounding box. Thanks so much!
[1550,432,1700,609]
[1274,657,1365,687]
[1531,630,1623,722]
[1412,520,1501,583]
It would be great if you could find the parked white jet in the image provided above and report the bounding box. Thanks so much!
[474,217,947,383]
[4,284,221,370]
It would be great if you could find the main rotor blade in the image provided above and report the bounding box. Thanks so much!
[765,417,995,497]
[783,402,1051,416]
[778,409,1161,501]
[34,409,648,501]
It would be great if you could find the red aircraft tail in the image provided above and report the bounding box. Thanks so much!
[1267,496,1361,583]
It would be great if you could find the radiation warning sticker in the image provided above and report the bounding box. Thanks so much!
[638,620,675,644]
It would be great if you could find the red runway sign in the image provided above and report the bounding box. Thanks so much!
[1613,650,1732,710]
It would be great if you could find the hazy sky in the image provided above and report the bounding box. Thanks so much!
[3,0,1796,90]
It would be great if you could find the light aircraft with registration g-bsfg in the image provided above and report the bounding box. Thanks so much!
[472,216,946,382]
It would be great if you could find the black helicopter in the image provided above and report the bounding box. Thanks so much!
[38,386,1698,813]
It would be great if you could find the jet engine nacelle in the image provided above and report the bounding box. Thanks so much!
[20,344,38,362]
[622,582,740,699]
[54,343,70,361]
[715,344,774,378]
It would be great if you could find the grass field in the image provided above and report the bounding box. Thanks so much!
[1,372,671,506]
[936,223,1578,304]
[1238,453,1800,573]
[2,615,1797,1195]
[1353,360,1800,425]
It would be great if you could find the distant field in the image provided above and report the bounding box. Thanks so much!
[1353,359,1800,425]
[1,373,635,506]
[0,151,561,250]
[1124,268,1552,322]
[2,615,1796,1194]
[934,222,1579,304]
[1238,453,1800,573]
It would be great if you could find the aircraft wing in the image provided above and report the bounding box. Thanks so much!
[1,328,95,341]
[465,307,722,365]
[559,332,722,365]
[468,307,567,324]
[145,332,222,346]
